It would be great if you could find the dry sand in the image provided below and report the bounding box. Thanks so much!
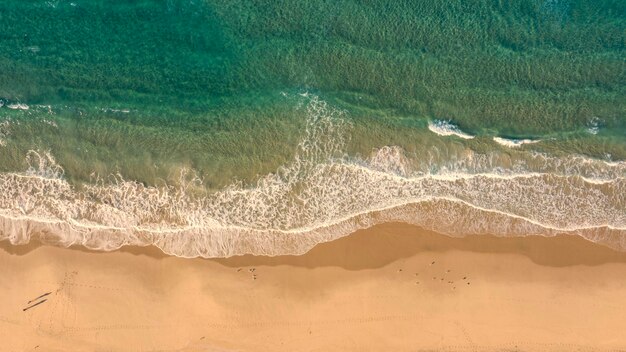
[1,222,626,351]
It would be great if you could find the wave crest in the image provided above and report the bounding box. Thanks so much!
[493,137,540,148]
[427,120,474,139]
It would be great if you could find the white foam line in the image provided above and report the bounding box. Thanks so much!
[6,163,623,192]
[283,195,625,236]
[2,193,623,239]
[339,163,623,185]
[427,120,474,139]
[6,103,29,111]
[1,196,624,259]
[493,137,540,148]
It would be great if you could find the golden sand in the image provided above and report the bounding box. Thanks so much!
[1,223,626,351]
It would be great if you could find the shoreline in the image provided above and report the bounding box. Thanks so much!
[5,221,626,267]
[3,193,625,259]
[2,222,626,351]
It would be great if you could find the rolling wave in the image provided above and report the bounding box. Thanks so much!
[427,120,474,139]
[6,103,29,110]
[493,137,540,148]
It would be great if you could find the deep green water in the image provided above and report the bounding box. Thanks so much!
[0,0,624,257]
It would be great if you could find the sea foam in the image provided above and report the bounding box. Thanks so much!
[493,137,540,148]
[7,103,29,110]
[0,96,624,257]
[587,117,601,135]
[427,120,474,139]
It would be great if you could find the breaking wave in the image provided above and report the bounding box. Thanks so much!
[587,117,601,135]
[493,137,541,148]
[0,96,625,257]
[6,103,29,110]
[427,120,474,139]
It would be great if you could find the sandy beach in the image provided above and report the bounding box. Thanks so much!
[2,223,626,351]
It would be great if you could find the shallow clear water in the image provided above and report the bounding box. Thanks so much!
[0,0,624,257]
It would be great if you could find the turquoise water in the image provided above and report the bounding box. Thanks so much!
[0,0,624,257]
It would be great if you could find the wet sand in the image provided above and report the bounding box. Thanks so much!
[1,222,626,351]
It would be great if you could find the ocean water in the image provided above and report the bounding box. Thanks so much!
[0,0,624,257]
